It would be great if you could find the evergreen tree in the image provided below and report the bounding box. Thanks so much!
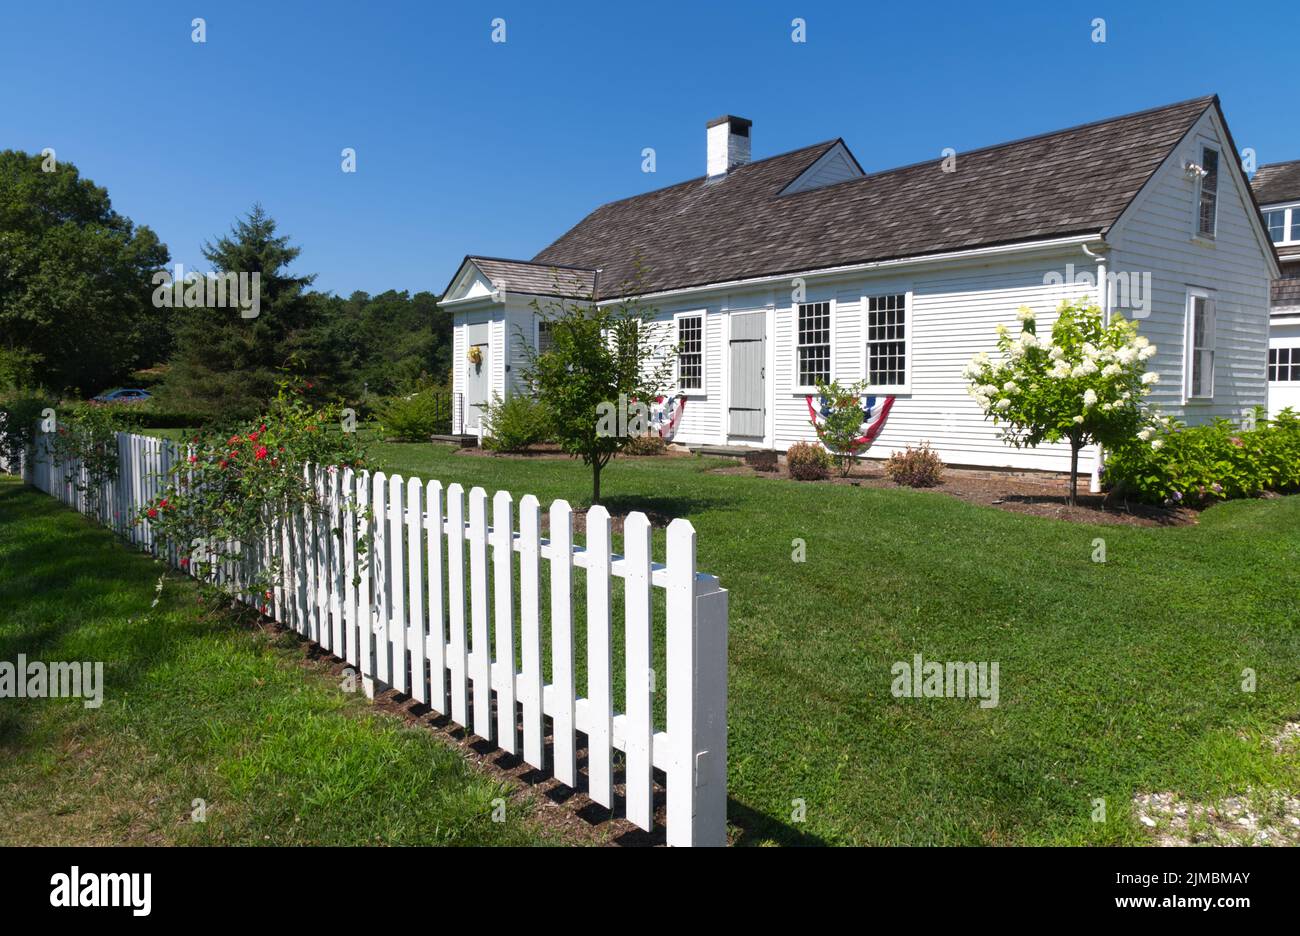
[159,205,321,419]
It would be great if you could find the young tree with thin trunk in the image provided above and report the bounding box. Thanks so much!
[520,282,674,504]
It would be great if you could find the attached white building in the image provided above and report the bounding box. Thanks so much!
[1249,160,1300,419]
[441,96,1278,472]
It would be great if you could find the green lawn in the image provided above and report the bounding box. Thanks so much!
[13,437,1300,846]
[364,442,1300,845]
[0,476,550,846]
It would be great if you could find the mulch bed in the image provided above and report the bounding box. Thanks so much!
[710,459,1198,527]
[426,440,1196,527]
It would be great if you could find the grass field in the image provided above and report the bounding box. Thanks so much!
[0,477,551,846]
[12,436,1300,845]
[364,443,1300,845]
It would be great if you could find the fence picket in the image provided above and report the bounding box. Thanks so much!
[468,487,492,740]
[426,480,447,715]
[342,468,359,667]
[372,472,390,685]
[492,490,517,755]
[446,483,468,725]
[407,477,427,706]
[330,468,345,654]
[356,471,373,679]
[518,495,543,770]
[624,511,654,830]
[586,504,613,809]
[549,500,576,787]
[388,474,408,694]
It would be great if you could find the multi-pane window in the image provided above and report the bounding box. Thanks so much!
[677,314,703,390]
[1269,347,1300,382]
[1197,147,1219,238]
[797,302,831,387]
[1186,293,1215,398]
[866,294,907,386]
[536,320,554,354]
[1263,206,1300,245]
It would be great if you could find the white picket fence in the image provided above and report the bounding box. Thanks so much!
[14,430,729,846]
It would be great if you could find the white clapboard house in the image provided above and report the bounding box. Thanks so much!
[1250,160,1300,418]
[440,96,1278,472]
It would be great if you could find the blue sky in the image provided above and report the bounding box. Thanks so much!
[3,1,1297,296]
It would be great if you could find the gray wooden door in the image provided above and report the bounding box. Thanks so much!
[466,344,489,428]
[729,312,765,438]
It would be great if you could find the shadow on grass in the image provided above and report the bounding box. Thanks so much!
[0,482,230,750]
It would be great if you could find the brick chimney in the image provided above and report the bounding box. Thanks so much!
[707,115,751,178]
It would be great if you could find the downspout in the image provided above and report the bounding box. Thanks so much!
[1082,242,1111,493]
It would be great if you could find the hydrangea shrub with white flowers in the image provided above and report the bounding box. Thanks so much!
[963,300,1158,505]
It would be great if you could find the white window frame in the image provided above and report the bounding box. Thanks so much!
[1268,346,1300,383]
[1193,145,1220,241]
[862,289,913,395]
[533,316,554,354]
[1263,201,1300,246]
[673,310,707,396]
[793,298,835,392]
[1183,287,1216,402]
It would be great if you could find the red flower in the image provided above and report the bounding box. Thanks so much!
[227,435,240,446]
[180,557,190,568]
[159,498,169,508]
[218,459,228,469]
[254,446,268,460]
[147,507,158,518]
[259,424,267,433]
[188,454,198,463]
[229,450,239,458]
[306,382,314,390]
[270,457,279,466]
[248,431,260,442]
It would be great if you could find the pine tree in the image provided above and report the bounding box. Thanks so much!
[159,205,320,420]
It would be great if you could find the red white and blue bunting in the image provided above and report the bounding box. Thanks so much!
[650,394,687,442]
[805,392,895,446]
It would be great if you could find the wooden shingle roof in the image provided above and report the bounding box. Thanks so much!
[1251,160,1300,207]
[530,96,1218,298]
[466,257,597,299]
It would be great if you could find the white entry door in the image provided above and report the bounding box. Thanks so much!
[729,312,765,438]
[466,343,490,429]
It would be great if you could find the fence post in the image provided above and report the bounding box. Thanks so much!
[666,519,729,847]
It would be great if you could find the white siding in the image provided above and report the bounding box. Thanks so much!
[1108,109,1273,426]
[781,142,864,195]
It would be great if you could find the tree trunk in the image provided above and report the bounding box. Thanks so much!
[1068,439,1081,507]
[592,459,601,504]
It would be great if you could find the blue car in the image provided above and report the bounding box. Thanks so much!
[92,388,152,403]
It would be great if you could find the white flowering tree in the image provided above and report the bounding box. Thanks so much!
[963,300,1159,505]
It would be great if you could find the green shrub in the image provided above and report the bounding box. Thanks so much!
[624,432,667,456]
[786,441,831,481]
[378,386,450,441]
[1104,409,1300,506]
[0,393,55,470]
[483,393,552,453]
[884,443,945,487]
[811,379,874,476]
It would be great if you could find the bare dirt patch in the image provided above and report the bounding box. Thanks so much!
[711,458,1197,527]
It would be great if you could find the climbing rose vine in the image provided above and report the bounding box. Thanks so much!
[140,384,368,605]
[963,300,1158,505]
